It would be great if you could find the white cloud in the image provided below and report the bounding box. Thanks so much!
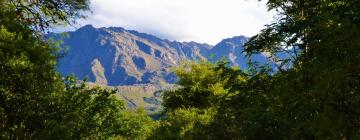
[69,0,275,45]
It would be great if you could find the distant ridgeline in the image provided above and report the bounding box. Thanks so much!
[51,25,280,87]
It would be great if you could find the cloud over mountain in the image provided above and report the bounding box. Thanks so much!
[60,0,275,45]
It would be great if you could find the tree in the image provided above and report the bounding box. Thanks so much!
[0,0,154,139]
[156,0,360,139]
[162,60,231,110]
[0,10,60,138]
[38,77,154,139]
[156,60,250,139]
[243,0,360,139]
[148,108,215,140]
[7,0,89,31]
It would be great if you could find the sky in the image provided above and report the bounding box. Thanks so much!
[59,0,275,45]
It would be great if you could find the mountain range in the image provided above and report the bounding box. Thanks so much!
[54,24,268,86]
[51,25,271,111]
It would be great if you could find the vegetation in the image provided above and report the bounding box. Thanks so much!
[1,0,359,139]
[152,0,360,139]
[0,0,152,139]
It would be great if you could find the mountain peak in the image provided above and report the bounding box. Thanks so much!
[216,35,248,46]
[104,26,125,32]
[211,36,249,52]
[78,24,95,31]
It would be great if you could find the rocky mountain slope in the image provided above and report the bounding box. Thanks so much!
[51,25,272,111]
[54,25,267,86]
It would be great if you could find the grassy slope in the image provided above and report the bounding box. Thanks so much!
[87,82,175,113]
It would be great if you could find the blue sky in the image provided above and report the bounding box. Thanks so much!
[56,0,275,45]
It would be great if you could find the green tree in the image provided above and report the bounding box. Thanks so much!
[38,77,154,139]
[7,0,89,31]
[163,60,227,110]
[156,60,249,139]
[148,108,215,140]
[0,0,154,139]
[0,12,60,139]
[242,0,360,139]
[156,0,360,139]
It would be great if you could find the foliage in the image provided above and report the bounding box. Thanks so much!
[38,76,133,139]
[163,60,230,110]
[244,0,360,139]
[0,0,154,139]
[117,109,156,140]
[155,0,360,139]
[154,61,246,139]
[6,0,90,31]
[148,108,216,140]
[0,14,59,139]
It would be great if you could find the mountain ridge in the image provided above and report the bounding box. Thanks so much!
[53,24,267,86]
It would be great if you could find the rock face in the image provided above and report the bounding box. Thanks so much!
[54,25,267,86]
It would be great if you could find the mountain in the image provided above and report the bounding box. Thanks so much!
[54,24,267,87]
[52,24,271,111]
